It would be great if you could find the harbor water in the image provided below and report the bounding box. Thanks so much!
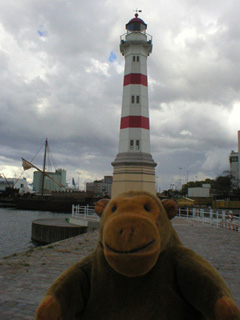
[0,207,71,258]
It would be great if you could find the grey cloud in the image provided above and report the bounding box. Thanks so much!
[0,0,239,190]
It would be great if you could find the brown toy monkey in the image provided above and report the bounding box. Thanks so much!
[36,191,240,320]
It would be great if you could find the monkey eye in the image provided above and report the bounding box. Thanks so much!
[112,205,117,212]
[144,204,150,212]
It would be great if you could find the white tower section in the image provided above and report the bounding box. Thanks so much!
[229,130,240,188]
[111,14,157,197]
[119,33,151,154]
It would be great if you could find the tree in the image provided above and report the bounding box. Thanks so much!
[181,179,214,195]
[180,171,232,196]
[213,171,232,194]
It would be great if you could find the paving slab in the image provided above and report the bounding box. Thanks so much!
[0,218,239,319]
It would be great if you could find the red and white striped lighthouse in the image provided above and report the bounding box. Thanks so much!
[111,13,157,197]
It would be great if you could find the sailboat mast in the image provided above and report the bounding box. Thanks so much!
[41,138,48,196]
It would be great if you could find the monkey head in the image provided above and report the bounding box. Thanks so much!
[95,191,178,278]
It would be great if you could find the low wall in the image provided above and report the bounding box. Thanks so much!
[31,218,87,245]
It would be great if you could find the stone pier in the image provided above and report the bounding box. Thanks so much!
[0,218,239,319]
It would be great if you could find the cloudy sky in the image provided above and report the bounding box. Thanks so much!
[0,0,239,191]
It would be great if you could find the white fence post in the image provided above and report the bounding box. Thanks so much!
[210,209,213,225]
[222,210,225,222]
[72,205,75,217]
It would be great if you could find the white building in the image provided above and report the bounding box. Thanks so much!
[229,130,240,188]
[0,177,28,194]
[188,184,211,198]
[33,168,67,193]
[111,14,157,197]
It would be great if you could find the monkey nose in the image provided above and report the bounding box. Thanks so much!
[119,227,134,242]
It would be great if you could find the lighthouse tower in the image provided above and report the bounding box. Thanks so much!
[111,14,157,197]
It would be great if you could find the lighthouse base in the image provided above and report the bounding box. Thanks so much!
[111,152,157,198]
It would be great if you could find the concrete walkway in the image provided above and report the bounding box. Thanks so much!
[0,218,239,319]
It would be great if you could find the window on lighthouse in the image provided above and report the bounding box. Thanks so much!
[132,56,140,62]
[130,140,134,150]
[132,23,141,31]
[131,96,140,104]
[136,140,140,150]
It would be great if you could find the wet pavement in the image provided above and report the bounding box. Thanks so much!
[0,218,239,319]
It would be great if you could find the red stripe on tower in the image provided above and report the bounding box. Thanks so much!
[124,73,148,86]
[120,116,149,130]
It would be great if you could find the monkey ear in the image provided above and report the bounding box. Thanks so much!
[162,200,178,220]
[95,199,110,217]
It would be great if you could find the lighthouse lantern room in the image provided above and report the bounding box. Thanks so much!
[111,14,157,197]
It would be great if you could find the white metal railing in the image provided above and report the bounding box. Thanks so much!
[72,204,100,222]
[177,207,240,232]
[71,205,240,231]
[120,32,152,43]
